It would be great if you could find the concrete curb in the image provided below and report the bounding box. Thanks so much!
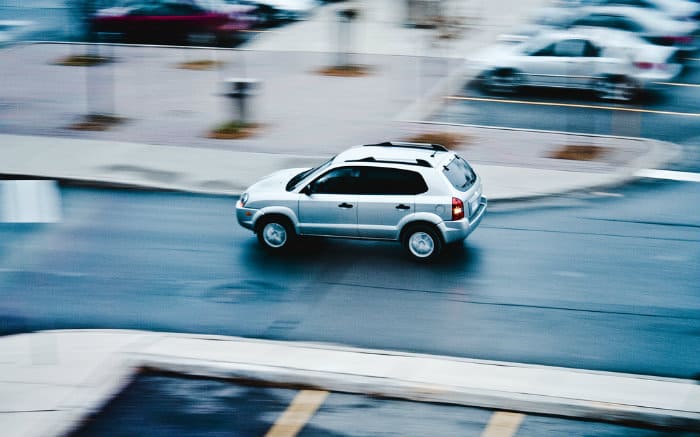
[19,329,700,434]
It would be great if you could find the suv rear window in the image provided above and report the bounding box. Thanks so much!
[442,156,476,191]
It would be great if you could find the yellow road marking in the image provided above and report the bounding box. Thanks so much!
[445,95,700,117]
[653,81,700,88]
[480,411,525,437]
[265,390,329,437]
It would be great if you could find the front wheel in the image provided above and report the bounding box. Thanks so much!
[257,216,296,252]
[482,69,522,95]
[402,224,443,262]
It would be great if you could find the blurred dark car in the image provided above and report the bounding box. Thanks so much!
[91,0,255,45]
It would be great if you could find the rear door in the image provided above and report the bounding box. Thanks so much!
[553,38,601,88]
[356,167,428,239]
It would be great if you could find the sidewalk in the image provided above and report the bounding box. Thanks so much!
[1,330,698,437]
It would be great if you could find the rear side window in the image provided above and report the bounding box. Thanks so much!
[443,156,476,192]
[357,167,428,195]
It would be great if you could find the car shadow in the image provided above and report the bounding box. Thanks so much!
[241,236,482,274]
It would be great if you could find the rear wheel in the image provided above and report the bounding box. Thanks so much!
[402,224,443,262]
[256,216,296,252]
[596,76,637,102]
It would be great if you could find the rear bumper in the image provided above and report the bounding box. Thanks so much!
[438,196,487,244]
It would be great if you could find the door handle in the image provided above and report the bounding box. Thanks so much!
[338,202,353,208]
[395,204,410,210]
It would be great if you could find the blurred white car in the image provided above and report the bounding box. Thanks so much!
[469,27,683,101]
[234,0,317,23]
[565,6,699,55]
[0,20,33,47]
[579,0,700,21]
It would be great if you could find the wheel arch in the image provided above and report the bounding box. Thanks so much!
[399,218,445,245]
[252,207,299,233]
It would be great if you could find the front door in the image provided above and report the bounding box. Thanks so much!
[297,167,359,237]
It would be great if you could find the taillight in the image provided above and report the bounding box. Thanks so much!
[664,35,693,45]
[451,197,464,221]
[634,61,670,71]
[634,61,654,70]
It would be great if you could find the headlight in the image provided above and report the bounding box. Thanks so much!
[238,192,249,207]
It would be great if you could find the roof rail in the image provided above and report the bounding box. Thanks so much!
[345,157,433,168]
[363,141,449,152]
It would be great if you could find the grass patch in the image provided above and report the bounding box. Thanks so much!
[68,114,124,131]
[317,65,371,77]
[207,121,261,139]
[54,55,112,67]
[548,145,606,161]
[405,132,469,149]
[177,59,224,70]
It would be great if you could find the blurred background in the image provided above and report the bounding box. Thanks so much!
[1,1,699,436]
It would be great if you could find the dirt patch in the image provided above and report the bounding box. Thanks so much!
[405,132,470,150]
[207,121,261,140]
[54,55,112,67]
[68,114,124,131]
[177,60,224,70]
[317,65,371,77]
[548,145,607,161]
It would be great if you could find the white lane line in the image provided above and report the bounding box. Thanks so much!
[265,390,328,437]
[480,411,525,437]
[445,96,700,117]
[635,169,700,183]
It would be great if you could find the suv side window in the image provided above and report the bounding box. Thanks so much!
[357,167,428,195]
[312,167,360,194]
[443,156,477,192]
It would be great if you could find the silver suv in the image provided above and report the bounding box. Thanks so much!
[236,142,487,261]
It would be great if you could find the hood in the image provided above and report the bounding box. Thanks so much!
[247,167,309,193]
[467,43,520,67]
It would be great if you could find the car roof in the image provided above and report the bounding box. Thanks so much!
[335,142,456,169]
[533,26,647,45]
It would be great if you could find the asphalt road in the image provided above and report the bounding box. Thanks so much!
[1,179,698,379]
[438,59,700,171]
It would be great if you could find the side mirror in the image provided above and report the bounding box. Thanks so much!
[302,184,314,195]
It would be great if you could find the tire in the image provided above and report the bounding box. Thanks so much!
[256,216,296,252]
[483,69,521,95]
[596,76,637,103]
[402,224,443,262]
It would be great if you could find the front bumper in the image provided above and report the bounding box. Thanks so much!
[438,196,488,244]
[236,205,258,231]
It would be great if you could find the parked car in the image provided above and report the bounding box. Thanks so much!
[236,142,487,261]
[469,27,683,101]
[91,0,255,45]
[0,20,33,46]
[564,6,699,55]
[231,0,317,25]
[578,0,700,21]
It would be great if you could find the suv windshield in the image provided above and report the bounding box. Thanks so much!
[443,155,477,191]
[285,157,334,192]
